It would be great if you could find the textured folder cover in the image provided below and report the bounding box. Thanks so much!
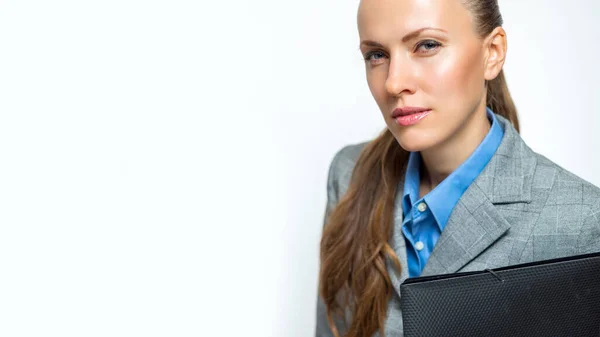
[400,252,600,337]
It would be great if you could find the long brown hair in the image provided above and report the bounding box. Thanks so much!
[319,1,520,336]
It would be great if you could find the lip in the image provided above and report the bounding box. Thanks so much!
[391,107,432,127]
[391,106,431,118]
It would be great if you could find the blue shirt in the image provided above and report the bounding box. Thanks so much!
[402,108,504,277]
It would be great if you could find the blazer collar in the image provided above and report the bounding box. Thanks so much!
[388,114,538,290]
[471,114,537,205]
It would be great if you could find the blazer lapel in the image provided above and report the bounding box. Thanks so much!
[420,114,538,276]
[419,183,511,275]
[388,178,410,297]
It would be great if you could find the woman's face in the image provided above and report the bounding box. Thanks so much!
[357,0,496,152]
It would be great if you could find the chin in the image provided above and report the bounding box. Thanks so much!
[397,141,429,153]
[392,130,439,153]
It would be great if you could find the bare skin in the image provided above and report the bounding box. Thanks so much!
[357,0,507,197]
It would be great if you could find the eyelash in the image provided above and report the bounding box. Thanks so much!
[363,40,442,62]
[415,40,442,53]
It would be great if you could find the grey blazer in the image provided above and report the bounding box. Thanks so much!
[315,114,600,337]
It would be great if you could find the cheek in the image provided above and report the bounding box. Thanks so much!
[420,48,484,103]
[366,69,388,104]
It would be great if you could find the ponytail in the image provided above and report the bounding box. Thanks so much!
[486,69,519,132]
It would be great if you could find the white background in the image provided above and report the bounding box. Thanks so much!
[1,0,599,336]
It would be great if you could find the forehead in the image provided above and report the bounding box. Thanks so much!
[357,0,474,39]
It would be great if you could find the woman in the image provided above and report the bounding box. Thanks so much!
[315,0,600,336]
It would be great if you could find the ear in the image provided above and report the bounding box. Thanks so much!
[483,26,507,81]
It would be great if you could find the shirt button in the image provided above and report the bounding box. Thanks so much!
[417,202,427,212]
[415,241,425,251]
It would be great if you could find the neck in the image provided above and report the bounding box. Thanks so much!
[419,104,491,195]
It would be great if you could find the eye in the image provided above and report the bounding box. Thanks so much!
[415,40,442,54]
[363,51,387,64]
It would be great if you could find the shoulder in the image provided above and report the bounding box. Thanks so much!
[532,152,600,207]
[329,142,368,173]
[494,114,600,209]
[530,152,600,254]
[326,141,369,201]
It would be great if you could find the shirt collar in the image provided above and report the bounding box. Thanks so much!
[402,108,504,229]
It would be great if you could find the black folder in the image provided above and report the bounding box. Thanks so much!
[400,252,600,337]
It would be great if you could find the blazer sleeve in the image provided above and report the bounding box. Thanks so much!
[577,200,600,254]
[315,146,349,337]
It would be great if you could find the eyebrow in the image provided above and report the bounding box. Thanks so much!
[359,27,448,49]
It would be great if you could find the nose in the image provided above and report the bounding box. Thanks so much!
[385,55,416,98]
